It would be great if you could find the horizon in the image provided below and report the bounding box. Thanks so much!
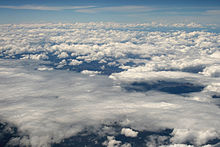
[0,1,220,147]
[0,0,220,25]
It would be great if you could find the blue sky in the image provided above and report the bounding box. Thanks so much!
[0,0,220,24]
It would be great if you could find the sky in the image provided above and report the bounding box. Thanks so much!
[0,0,220,24]
[0,23,220,146]
[0,4,220,146]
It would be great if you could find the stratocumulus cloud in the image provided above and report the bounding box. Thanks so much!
[0,22,220,146]
[0,59,220,146]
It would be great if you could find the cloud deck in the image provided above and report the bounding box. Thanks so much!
[0,23,220,146]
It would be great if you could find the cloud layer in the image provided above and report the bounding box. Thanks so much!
[0,5,94,11]
[0,22,220,146]
[0,59,220,146]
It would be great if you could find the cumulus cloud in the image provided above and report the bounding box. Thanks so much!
[171,128,219,146]
[0,22,220,146]
[81,70,101,76]
[0,60,220,146]
[172,23,203,28]
[57,52,69,58]
[147,135,170,147]
[69,59,83,66]
[121,128,138,137]
[0,23,218,75]
[200,65,220,77]
[21,53,48,60]
[56,59,67,68]
[102,136,121,147]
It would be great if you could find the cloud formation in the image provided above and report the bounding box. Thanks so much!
[0,22,220,146]
[0,5,94,11]
[205,10,220,15]
[121,128,138,137]
[75,5,156,13]
[0,59,220,146]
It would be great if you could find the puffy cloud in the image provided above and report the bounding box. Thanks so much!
[69,59,83,66]
[121,128,138,137]
[0,60,220,146]
[37,66,53,71]
[56,59,67,68]
[204,83,220,93]
[171,128,219,146]
[172,23,204,28]
[0,22,220,146]
[21,53,48,60]
[200,65,220,77]
[102,136,121,147]
[7,136,30,147]
[81,70,101,76]
[57,52,69,58]
[146,135,170,147]
[0,23,219,73]
[186,23,203,28]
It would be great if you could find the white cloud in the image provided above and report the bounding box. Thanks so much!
[56,59,67,68]
[205,10,220,15]
[0,23,220,146]
[121,128,138,137]
[0,59,220,146]
[0,5,94,11]
[204,82,220,93]
[69,59,83,66]
[37,66,53,71]
[57,52,69,58]
[186,22,203,28]
[76,5,156,13]
[21,54,48,60]
[102,136,121,147]
[200,65,220,77]
[81,70,101,76]
[171,128,218,146]
[147,135,170,147]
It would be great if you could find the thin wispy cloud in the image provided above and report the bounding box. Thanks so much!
[1,4,219,16]
[75,5,220,20]
[75,5,156,13]
[0,5,95,11]
[0,5,156,13]
[205,10,220,15]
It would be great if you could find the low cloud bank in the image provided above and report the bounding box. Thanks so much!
[0,60,219,146]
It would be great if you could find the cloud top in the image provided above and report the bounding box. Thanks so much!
[121,128,138,137]
[0,22,220,146]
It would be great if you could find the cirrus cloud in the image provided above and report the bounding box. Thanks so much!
[0,5,95,11]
